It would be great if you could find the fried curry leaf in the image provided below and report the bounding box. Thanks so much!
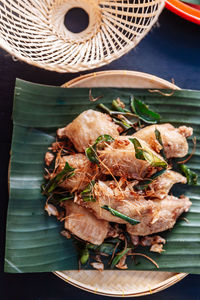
[97,243,117,255]
[49,192,74,205]
[43,162,75,194]
[98,103,138,131]
[155,128,167,160]
[135,169,167,191]
[129,137,145,160]
[180,164,198,185]
[129,138,167,168]
[101,205,140,225]
[85,134,114,165]
[111,248,131,269]
[81,180,96,202]
[113,117,132,131]
[130,96,160,124]
[112,99,130,113]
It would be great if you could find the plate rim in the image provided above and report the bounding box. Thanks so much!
[165,0,200,25]
[54,271,187,297]
[54,70,187,297]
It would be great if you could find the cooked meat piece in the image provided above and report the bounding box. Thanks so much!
[80,180,156,224]
[57,110,120,152]
[45,152,54,166]
[177,126,193,138]
[126,195,192,236]
[130,235,139,246]
[90,262,104,271]
[56,154,98,192]
[98,136,165,180]
[150,243,164,253]
[64,201,109,245]
[133,123,193,158]
[140,235,166,246]
[148,170,187,199]
[107,224,123,238]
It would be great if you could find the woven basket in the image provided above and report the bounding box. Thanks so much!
[54,70,187,297]
[0,0,164,73]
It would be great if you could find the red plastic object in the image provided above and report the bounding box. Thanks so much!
[165,0,200,25]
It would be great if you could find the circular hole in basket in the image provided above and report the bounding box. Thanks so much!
[64,7,89,33]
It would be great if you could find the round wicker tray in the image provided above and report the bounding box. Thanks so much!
[55,70,187,297]
[0,0,164,73]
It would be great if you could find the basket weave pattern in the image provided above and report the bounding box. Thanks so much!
[0,0,164,72]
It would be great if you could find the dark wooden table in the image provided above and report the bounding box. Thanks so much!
[1,8,200,300]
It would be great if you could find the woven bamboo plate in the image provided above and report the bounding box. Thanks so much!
[54,70,187,297]
[0,0,164,73]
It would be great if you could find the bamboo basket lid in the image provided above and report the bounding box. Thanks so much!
[0,0,164,73]
[55,70,187,297]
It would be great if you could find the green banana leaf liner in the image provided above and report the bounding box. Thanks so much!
[5,79,200,273]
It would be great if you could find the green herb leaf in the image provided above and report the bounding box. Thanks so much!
[49,192,74,205]
[135,169,167,191]
[130,96,160,124]
[104,238,121,244]
[155,128,167,160]
[180,164,198,185]
[101,205,140,225]
[129,138,167,168]
[80,247,90,265]
[97,243,117,255]
[85,134,114,164]
[86,244,98,250]
[113,117,132,131]
[112,99,130,113]
[97,103,112,115]
[85,146,99,164]
[111,248,131,269]
[129,137,145,160]
[81,180,96,202]
[98,103,138,132]
[43,162,75,194]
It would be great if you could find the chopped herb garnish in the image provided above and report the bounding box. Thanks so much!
[101,205,140,225]
[81,180,96,202]
[130,96,160,124]
[180,164,198,185]
[155,128,167,160]
[85,134,114,164]
[43,162,75,195]
[111,248,131,269]
[129,138,167,168]
[135,169,167,191]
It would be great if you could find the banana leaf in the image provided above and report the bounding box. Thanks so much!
[5,78,200,273]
